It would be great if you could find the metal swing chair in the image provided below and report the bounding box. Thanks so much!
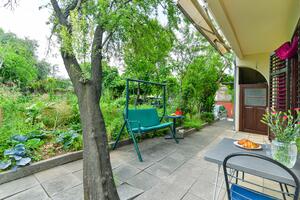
[112,78,179,162]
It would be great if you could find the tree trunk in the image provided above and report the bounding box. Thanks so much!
[77,84,119,200]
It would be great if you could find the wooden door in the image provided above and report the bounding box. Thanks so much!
[240,84,268,135]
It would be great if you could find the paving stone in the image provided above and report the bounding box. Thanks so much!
[52,184,83,200]
[145,163,173,178]
[42,173,81,196]
[198,168,224,186]
[117,183,144,200]
[0,175,38,199]
[62,160,83,172]
[164,172,197,190]
[181,192,203,200]
[128,156,155,170]
[114,177,124,186]
[158,155,185,172]
[174,162,204,179]
[113,164,141,182]
[73,170,83,182]
[34,166,70,183]
[189,179,226,200]
[5,185,49,200]
[134,181,187,200]
[126,171,160,191]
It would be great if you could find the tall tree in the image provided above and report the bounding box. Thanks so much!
[0,1,178,199]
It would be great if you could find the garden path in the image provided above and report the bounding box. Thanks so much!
[0,120,280,200]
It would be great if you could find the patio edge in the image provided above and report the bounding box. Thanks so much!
[0,122,209,184]
[0,151,83,185]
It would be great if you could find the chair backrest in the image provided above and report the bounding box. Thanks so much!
[223,152,299,200]
[125,108,160,129]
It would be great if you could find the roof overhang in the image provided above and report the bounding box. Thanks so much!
[177,0,230,56]
[178,0,300,59]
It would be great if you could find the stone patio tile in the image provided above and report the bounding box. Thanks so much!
[142,142,176,161]
[34,166,70,183]
[0,175,38,199]
[158,155,185,172]
[5,185,49,200]
[52,184,83,200]
[62,160,83,172]
[128,156,156,170]
[115,178,124,187]
[134,181,187,200]
[163,172,197,191]
[189,179,226,200]
[145,163,173,178]
[41,173,81,196]
[171,162,203,180]
[113,164,141,182]
[117,183,144,200]
[126,171,160,191]
[73,170,83,182]
[198,168,224,186]
[182,192,204,200]
[186,157,219,172]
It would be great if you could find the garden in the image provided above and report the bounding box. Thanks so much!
[0,26,233,171]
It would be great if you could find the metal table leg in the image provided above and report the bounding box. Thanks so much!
[213,165,221,200]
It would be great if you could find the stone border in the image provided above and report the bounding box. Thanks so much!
[0,151,83,185]
[0,122,209,184]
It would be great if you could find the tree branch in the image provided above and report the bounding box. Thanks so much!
[50,0,84,93]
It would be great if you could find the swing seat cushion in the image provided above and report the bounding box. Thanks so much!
[126,108,173,133]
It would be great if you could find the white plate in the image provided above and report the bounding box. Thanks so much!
[233,141,262,150]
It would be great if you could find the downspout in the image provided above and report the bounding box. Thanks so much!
[233,57,237,132]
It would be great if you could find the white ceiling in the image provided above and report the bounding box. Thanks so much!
[207,0,300,56]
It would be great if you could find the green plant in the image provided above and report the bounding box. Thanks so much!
[0,144,31,170]
[261,108,300,143]
[183,117,204,129]
[56,130,82,150]
[200,112,214,123]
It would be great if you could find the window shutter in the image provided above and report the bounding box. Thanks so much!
[269,54,289,111]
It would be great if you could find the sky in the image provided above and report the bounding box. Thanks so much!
[0,0,68,78]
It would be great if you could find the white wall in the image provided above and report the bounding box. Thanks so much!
[234,53,270,131]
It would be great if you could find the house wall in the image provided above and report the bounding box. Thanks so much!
[234,53,270,131]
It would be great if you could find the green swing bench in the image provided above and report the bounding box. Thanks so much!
[112,79,179,162]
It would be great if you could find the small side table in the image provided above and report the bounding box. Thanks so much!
[164,115,185,139]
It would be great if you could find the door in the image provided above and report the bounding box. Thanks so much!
[240,84,268,135]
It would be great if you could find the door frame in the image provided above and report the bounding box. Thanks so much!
[239,83,268,135]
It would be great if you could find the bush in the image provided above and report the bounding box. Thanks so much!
[200,112,214,123]
[183,117,204,129]
[41,101,73,128]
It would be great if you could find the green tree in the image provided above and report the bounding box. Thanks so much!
[124,19,174,83]
[0,28,53,87]
[43,1,179,199]
[36,60,52,80]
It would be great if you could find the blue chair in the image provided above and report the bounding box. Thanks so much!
[223,153,299,200]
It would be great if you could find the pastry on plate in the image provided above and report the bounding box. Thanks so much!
[237,139,260,149]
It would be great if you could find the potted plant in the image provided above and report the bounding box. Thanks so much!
[261,108,300,168]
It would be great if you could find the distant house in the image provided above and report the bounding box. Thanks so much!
[215,85,233,118]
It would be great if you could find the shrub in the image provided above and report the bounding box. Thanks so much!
[200,112,214,123]
[41,101,73,128]
[183,116,204,129]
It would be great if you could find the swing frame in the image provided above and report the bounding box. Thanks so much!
[112,78,178,162]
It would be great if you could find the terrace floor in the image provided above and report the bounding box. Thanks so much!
[0,120,279,200]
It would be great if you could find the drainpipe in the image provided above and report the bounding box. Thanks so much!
[233,57,237,132]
